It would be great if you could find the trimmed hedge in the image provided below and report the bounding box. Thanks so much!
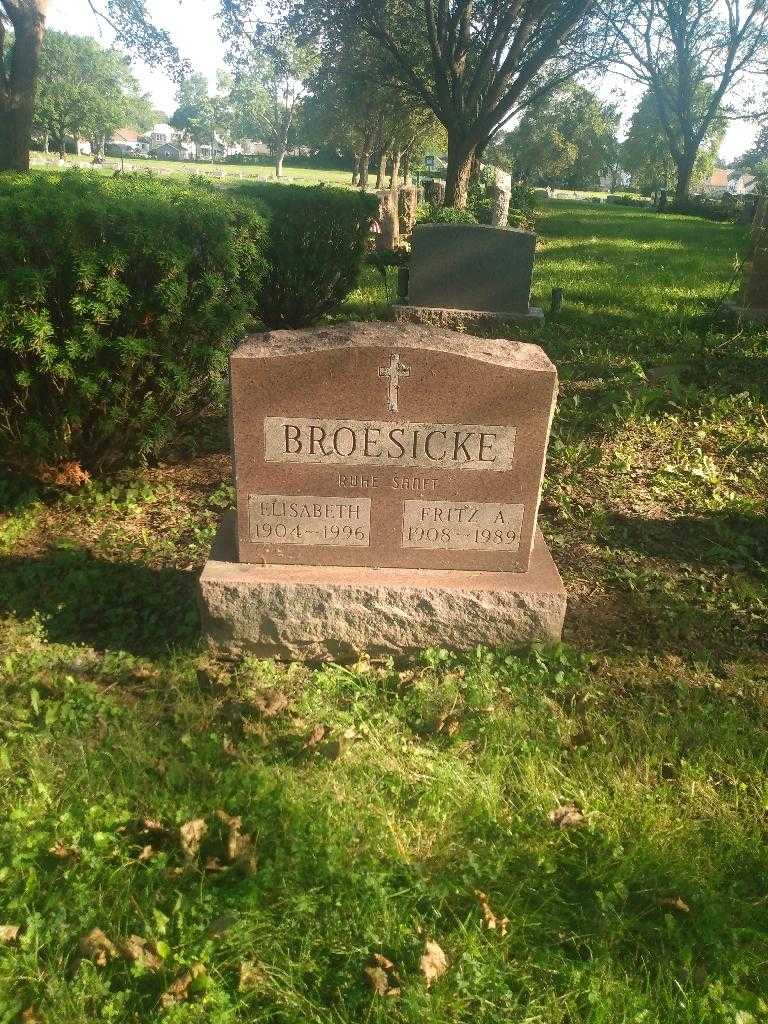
[0,171,268,471]
[231,182,377,328]
[607,193,653,207]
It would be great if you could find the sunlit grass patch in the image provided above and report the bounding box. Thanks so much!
[1,198,766,1023]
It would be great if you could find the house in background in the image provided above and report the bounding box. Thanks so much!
[729,173,756,195]
[702,167,731,195]
[106,127,141,157]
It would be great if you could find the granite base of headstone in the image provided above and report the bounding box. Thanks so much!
[392,222,544,328]
[198,322,565,661]
[726,198,768,323]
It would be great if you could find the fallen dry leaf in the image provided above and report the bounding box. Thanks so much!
[137,845,155,862]
[239,960,266,992]
[179,819,207,860]
[549,804,586,828]
[215,810,257,873]
[365,965,390,996]
[0,924,20,944]
[80,927,118,966]
[252,689,290,718]
[419,940,448,987]
[118,934,163,972]
[658,895,691,913]
[39,460,90,488]
[304,724,326,749]
[161,963,206,1008]
[475,890,509,937]
[436,713,460,737]
[21,1008,42,1024]
[204,857,227,873]
[49,841,79,861]
[365,953,401,997]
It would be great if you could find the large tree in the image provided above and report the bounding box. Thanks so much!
[171,71,232,160]
[609,0,768,201]
[495,83,620,188]
[0,0,183,171]
[621,80,725,194]
[220,7,317,177]
[34,30,148,159]
[229,0,616,206]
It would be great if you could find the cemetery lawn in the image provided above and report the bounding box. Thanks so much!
[42,154,355,187]
[1,201,767,1024]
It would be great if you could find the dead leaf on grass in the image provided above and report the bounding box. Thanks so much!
[658,895,691,913]
[419,940,448,987]
[179,818,207,860]
[21,1008,42,1024]
[0,924,20,944]
[80,927,118,966]
[215,810,257,873]
[49,841,79,861]
[118,934,163,972]
[137,845,155,862]
[474,890,509,936]
[204,857,227,873]
[239,960,266,992]
[365,965,391,996]
[161,963,207,1008]
[40,460,90,488]
[365,952,401,997]
[549,804,586,828]
[252,689,290,718]
[303,724,326,749]
[436,713,460,737]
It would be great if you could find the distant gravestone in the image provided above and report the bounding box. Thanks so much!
[393,222,543,327]
[199,322,565,660]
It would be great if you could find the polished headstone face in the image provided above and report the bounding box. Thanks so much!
[230,322,557,573]
[408,223,536,314]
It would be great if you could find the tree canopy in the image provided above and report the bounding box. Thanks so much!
[34,30,152,157]
[493,84,620,189]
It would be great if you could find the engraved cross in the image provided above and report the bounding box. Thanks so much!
[378,352,410,412]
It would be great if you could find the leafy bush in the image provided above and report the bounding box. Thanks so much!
[231,182,377,327]
[0,171,268,472]
[607,193,653,207]
[670,195,740,222]
[415,202,478,225]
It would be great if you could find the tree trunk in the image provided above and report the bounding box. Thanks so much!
[358,140,372,190]
[389,150,401,190]
[674,150,696,203]
[351,154,359,186]
[0,1,48,172]
[402,150,411,185]
[43,130,49,154]
[375,150,387,190]
[444,136,476,208]
[275,148,286,177]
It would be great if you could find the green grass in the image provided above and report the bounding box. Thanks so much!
[31,153,357,188]
[1,200,767,1023]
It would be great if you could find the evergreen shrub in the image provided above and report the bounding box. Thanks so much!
[232,182,377,327]
[415,203,478,225]
[0,171,267,472]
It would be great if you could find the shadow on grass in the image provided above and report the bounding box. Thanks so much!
[602,510,768,576]
[0,547,199,656]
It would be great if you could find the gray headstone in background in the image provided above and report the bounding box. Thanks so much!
[408,223,536,315]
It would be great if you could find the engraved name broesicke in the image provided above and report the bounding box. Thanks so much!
[264,418,516,471]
